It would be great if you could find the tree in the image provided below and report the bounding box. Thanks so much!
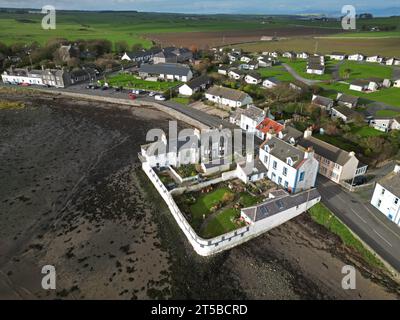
[115,40,129,53]
[131,43,143,52]
[343,68,352,79]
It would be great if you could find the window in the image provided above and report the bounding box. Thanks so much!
[284,181,289,189]
[395,198,399,205]
[273,161,277,170]
[377,200,382,207]
[381,188,385,195]
[264,155,268,163]
[299,172,305,182]
[278,177,282,184]
[283,167,288,176]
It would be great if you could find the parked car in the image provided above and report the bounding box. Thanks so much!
[148,91,156,97]
[128,93,137,100]
[101,86,108,91]
[154,95,166,101]
[19,82,30,87]
[132,89,146,95]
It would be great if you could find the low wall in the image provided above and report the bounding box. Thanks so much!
[143,162,320,256]
[29,87,210,130]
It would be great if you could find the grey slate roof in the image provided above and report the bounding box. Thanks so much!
[332,105,359,119]
[206,86,250,102]
[139,63,191,77]
[312,95,333,107]
[242,105,264,121]
[337,93,359,106]
[263,136,305,167]
[241,189,320,222]
[379,170,400,196]
[185,74,211,89]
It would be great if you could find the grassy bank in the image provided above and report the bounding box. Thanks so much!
[308,203,384,269]
[0,100,25,110]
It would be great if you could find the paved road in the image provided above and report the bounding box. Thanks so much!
[282,63,321,86]
[317,176,400,272]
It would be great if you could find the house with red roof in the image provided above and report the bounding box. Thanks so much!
[256,117,285,140]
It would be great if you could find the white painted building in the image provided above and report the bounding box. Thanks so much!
[371,165,400,226]
[262,77,281,89]
[244,73,262,84]
[394,80,400,88]
[259,135,319,193]
[228,69,244,80]
[239,105,265,133]
[1,69,44,85]
[328,53,346,60]
[348,53,364,61]
[369,117,400,132]
[366,55,383,63]
[205,86,253,108]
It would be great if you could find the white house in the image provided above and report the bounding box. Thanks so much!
[205,85,253,108]
[257,58,273,68]
[385,58,399,66]
[350,79,380,92]
[336,93,359,108]
[263,77,281,89]
[1,69,44,85]
[330,105,358,124]
[282,51,296,59]
[371,164,400,226]
[394,80,400,88]
[256,117,285,140]
[366,55,383,63]
[348,53,364,61]
[311,95,334,111]
[297,52,309,59]
[239,105,265,133]
[178,74,211,96]
[369,117,400,132]
[328,52,346,60]
[139,63,193,82]
[306,64,325,75]
[236,158,268,184]
[240,56,252,63]
[259,134,319,193]
[228,69,245,80]
[244,72,262,84]
[217,66,229,75]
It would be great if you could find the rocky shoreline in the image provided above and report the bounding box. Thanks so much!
[0,92,398,300]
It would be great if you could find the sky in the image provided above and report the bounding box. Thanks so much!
[0,0,399,15]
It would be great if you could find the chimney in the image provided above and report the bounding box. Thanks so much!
[394,164,400,174]
[304,147,314,159]
[349,151,356,157]
[304,127,313,139]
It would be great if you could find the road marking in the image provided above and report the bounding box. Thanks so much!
[351,209,367,223]
[373,229,393,247]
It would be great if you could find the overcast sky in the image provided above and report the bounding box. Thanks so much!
[0,0,399,14]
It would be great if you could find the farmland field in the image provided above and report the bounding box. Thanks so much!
[257,66,295,82]
[236,37,400,57]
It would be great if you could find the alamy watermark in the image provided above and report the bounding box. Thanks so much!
[341,5,356,30]
[341,265,356,290]
[41,5,56,30]
[41,265,56,290]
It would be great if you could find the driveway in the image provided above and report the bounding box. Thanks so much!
[316,175,400,272]
[282,63,321,86]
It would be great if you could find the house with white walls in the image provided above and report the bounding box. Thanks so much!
[350,79,381,92]
[228,69,245,80]
[366,55,383,63]
[330,105,359,123]
[282,51,296,59]
[263,77,281,89]
[371,164,400,226]
[328,52,346,60]
[139,63,193,82]
[311,95,334,111]
[259,134,319,193]
[296,52,309,59]
[348,53,364,61]
[236,158,268,184]
[239,105,266,133]
[369,116,400,132]
[336,93,359,108]
[244,72,262,84]
[205,85,253,108]
[178,74,212,96]
[394,80,400,88]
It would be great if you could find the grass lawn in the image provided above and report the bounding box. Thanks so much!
[103,73,181,91]
[239,192,261,207]
[321,82,400,108]
[375,109,400,117]
[351,125,385,137]
[0,100,25,110]
[172,97,190,105]
[257,66,295,82]
[190,187,233,221]
[201,208,244,239]
[339,61,393,81]
[309,203,384,269]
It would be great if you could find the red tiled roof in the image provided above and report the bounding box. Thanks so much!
[256,118,285,134]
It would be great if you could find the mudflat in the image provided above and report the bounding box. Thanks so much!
[0,92,398,299]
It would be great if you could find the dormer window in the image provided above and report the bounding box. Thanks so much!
[286,157,293,166]
[264,145,270,153]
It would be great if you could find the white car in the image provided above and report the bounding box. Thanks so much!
[148,91,156,97]
[154,95,166,101]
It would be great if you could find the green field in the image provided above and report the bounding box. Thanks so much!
[351,125,385,137]
[375,109,400,117]
[321,82,400,108]
[339,61,393,81]
[172,97,190,105]
[309,203,384,269]
[257,65,295,82]
[201,208,243,239]
[103,73,181,91]
[281,57,340,81]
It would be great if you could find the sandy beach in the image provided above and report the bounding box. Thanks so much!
[0,91,398,299]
